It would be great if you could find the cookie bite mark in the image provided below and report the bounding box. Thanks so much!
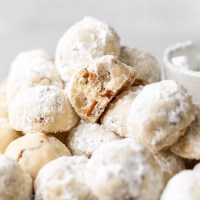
[69,55,136,123]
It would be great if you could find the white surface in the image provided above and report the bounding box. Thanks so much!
[0,0,200,81]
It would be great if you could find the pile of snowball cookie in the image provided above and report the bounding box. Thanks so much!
[1,16,200,200]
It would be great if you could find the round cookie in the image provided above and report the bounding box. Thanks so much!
[0,81,8,118]
[127,80,196,153]
[161,170,200,200]
[55,16,120,87]
[7,49,63,103]
[86,138,165,200]
[9,85,79,133]
[120,46,160,85]
[35,156,96,200]
[67,120,120,158]
[101,86,143,137]
[171,106,200,159]
[154,151,185,183]
[68,55,136,123]
[5,132,71,179]
[0,118,21,153]
[0,154,32,200]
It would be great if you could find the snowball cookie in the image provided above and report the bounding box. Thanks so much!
[9,85,79,133]
[101,86,143,137]
[0,81,8,118]
[171,107,200,159]
[86,139,165,200]
[0,154,32,200]
[0,118,21,153]
[35,156,96,200]
[69,55,136,123]
[5,132,71,179]
[67,120,120,158]
[154,151,185,183]
[7,49,63,103]
[55,16,120,86]
[161,170,200,200]
[128,80,196,153]
[120,46,160,85]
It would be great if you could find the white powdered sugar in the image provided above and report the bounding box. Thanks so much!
[7,49,63,103]
[161,170,200,200]
[120,46,160,84]
[86,139,165,200]
[0,154,32,200]
[55,16,120,86]
[128,80,196,152]
[9,85,79,133]
[67,120,120,158]
[171,106,200,159]
[34,156,96,200]
[154,151,185,182]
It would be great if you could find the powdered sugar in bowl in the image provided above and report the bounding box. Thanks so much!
[163,41,200,105]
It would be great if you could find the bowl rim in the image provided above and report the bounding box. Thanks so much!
[163,40,200,77]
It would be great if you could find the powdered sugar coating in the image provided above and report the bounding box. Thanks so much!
[86,139,164,200]
[0,118,20,153]
[5,132,71,179]
[67,120,120,158]
[120,46,160,84]
[161,170,200,200]
[7,49,63,103]
[35,156,96,200]
[154,151,185,183]
[68,55,136,123]
[101,86,143,137]
[0,154,32,200]
[55,17,120,87]
[128,80,196,153]
[0,81,8,118]
[9,85,79,133]
[171,106,200,159]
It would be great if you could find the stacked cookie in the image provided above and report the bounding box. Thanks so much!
[0,16,198,200]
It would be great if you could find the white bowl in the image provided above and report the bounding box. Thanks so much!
[163,41,200,104]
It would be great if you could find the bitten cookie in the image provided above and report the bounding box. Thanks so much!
[171,106,200,159]
[67,120,120,158]
[0,118,20,153]
[9,85,79,133]
[35,156,96,200]
[7,49,63,103]
[69,55,136,123]
[154,151,185,183]
[128,80,196,153]
[0,154,32,200]
[5,132,71,179]
[101,86,143,137]
[120,46,160,85]
[0,81,8,118]
[86,139,165,200]
[161,170,200,200]
[55,16,120,87]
